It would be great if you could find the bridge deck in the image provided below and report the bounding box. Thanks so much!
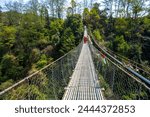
[63,43,103,100]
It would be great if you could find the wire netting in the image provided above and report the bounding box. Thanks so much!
[89,43,150,100]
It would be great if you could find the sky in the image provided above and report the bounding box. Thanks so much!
[0,0,102,13]
[0,0,30,6]
[0,0,101,7]
[0,0,99,17]
[0,0,77,6]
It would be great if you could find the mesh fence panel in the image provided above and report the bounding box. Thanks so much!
[89,43,150,100]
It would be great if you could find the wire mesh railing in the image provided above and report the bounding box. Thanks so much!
[89,42,150,100]
[0,41,83,100]
[98,44,150,79]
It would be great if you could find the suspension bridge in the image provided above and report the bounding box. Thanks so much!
[0,27,150,100]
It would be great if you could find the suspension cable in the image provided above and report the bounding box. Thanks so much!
[89,32,150,87]
[105,47,150,74]
[89,42,150,91]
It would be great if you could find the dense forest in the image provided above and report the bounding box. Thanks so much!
[0,0,84,91]
[0,0,149,92]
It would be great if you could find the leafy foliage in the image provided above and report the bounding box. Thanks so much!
[93,29,103,42]
[60,28,75,54]
[0,54,23,82]
[112,35,130,56]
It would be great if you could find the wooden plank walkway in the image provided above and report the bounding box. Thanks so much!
[63,42,103,100]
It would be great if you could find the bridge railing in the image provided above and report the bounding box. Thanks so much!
[89,36,150,100]
[90,33,150,86]
[0,42,83,100]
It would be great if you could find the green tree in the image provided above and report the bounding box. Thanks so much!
[54,0,66,18]
[27,0,39,15]
[112,35,130,56]
[0,54,23,82]
[0,79,13,91]
[71,0,77,15]
[29,48,41,64]
[93,29,103,42]
[60,28,75,54]
[36,54,48,69]
[44,7,50,29]
[0,5,2,23]
[65,14,83,45]
[0,26,16,55]
[4,1,23,26]
[89,3,100,30]
[50,19,64,46]
[83,8,90,26]
[129,44,142,62]
[131,0,143,19]
[143,17,150,32]
[115,18,128,35]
